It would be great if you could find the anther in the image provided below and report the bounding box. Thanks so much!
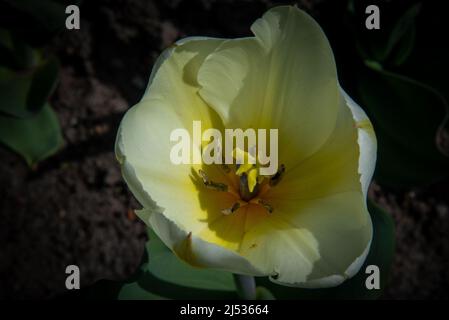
[269,164,285,187]
[199,169,228,192]
[221,202,240,215]
[258,199,273,214]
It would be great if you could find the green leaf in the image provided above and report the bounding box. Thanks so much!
[384,3,421,65]
[255,200,395,299]
[354,64,449,188]
[0,56,59,118]
[0,28,41,71]
[0,67,32,117]
[255,287,275,300]
[142,228,236,292]
[0,29,16,69]
[118,281,167,300]
[351,2,420,66]
[116,228,238,299]
[0,103,64,165]
[116,228,240,299]
[27,56,59,113]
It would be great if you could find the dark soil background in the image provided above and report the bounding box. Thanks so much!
[0,0,448,299]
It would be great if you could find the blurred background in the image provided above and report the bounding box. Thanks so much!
[0,0,448,299]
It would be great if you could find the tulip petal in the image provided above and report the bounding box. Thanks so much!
[265,91,360,201]
[239,208,320,284]
[116,37,232,235]
[250,88,373,287]
[264,191,372,287]
[197,6,340,165]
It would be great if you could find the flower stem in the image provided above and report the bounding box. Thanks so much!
[233,274,256,300]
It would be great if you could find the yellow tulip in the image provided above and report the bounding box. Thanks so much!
[115,5,376,288]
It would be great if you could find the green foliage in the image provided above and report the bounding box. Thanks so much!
[0,29,39,70]
[383,3,420,66]
[255,286,276,300]
[116,228,238,299]
[346,1,449,188]
[350,1,421,67]
[0,0,72,165]
[132,229,236,298]
[0,103,63,165]
[355,64,449,187]
[142,229,236,292]
[0,27,63,165]
[0,56,59,118]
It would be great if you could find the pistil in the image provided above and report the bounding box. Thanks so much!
[239,173,260,202]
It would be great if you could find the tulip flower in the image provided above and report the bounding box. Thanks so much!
[115,5,376,288]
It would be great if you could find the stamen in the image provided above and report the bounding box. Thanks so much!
[257,199,273,214]
[199,169,228,192]
[269,164,285,187]
[221,202,240,215]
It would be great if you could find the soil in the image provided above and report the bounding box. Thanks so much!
[0,0,448,299]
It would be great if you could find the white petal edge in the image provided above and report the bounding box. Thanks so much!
[144,36,226,97]
[341,87,377,199]
[282,241,371,288]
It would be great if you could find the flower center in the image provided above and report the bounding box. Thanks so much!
[198,163,285,215]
